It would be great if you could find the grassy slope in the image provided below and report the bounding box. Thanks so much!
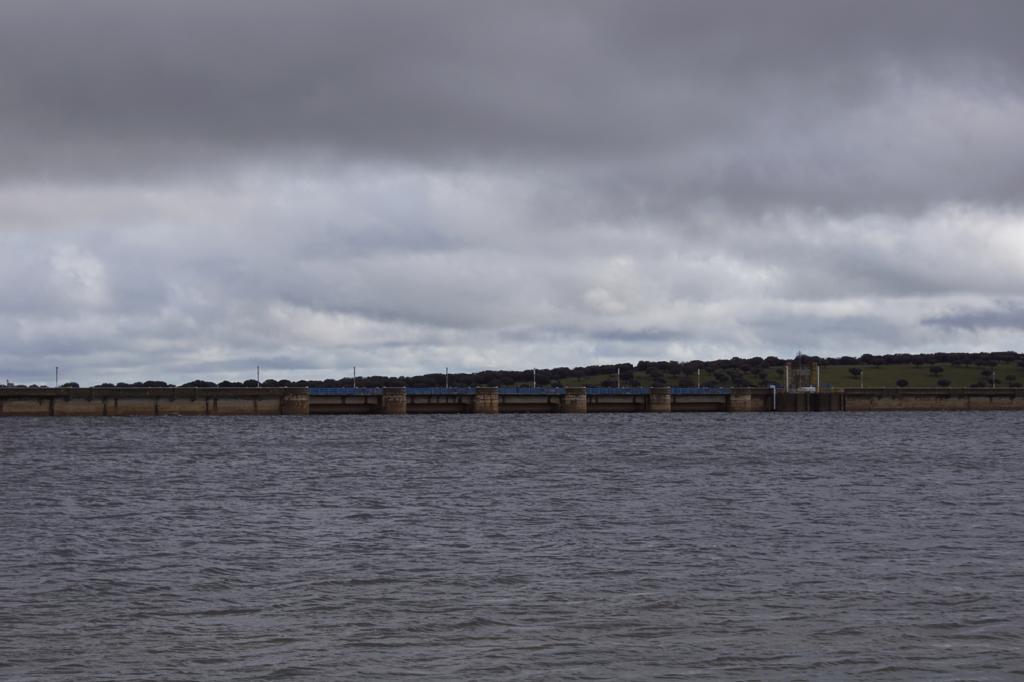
[818,362,1020,389]
[546,362,1023,389]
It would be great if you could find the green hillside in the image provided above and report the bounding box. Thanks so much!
[48,351,1023,390]
[551,360,1022,390]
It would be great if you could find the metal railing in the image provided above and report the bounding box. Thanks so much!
[406,387,477,396]
[309,386,734,397]
[671,387,731,395]
[585,387,650,395]
[498,387,566,395]
[308,387,383,396]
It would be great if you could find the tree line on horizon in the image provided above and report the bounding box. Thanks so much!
[16,351,1023,389]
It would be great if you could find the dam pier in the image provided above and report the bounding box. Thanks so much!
[2,386,1023,416]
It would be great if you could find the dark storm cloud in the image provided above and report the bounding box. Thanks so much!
[2,1,1024,212]
[925,304,1024,332]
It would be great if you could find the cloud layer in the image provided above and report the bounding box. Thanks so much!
[2,1,1023,385]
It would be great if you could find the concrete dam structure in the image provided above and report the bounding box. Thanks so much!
[0,387,309,417]
[2,386,1023,416]
[307,387,717,414]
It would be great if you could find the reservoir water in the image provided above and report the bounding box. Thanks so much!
[2,413,1022,680]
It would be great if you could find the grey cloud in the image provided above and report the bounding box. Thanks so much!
[925,304,1024,332]
[2,2,1023,385]
[2,1,1024,213]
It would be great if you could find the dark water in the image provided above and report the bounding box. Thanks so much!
[2,413,1023,680]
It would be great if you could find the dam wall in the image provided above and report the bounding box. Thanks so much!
[308,387,734,414]
[735,387,1022,412]
[0,387,309,417]
[2,386,1021,416]
[842,387,1023,411]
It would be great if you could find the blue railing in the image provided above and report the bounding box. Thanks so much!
[671,387,731,395]
[309,386,735,398]
[498,387,566,396]
[586,387,650,395]
[309,387,383,396]
[406,387,477,396]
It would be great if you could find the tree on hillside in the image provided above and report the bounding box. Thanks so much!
[929,366,944,375]
[896,379,909,387]
[937,378,951,387]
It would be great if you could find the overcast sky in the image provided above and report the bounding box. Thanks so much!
[2,0,1023,385]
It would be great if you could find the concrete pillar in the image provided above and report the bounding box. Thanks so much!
[648,387,672,412]
[728,388,752,412]
[281,392,310,415]
[473,386,500,414]
[562,387,588,413]
[382,387,407,415]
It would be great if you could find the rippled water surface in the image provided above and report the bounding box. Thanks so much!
[2,413,1023,680]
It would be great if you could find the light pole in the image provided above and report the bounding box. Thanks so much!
[352,366,356,388]
[55,366,59,388]
[257,365,260,387]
